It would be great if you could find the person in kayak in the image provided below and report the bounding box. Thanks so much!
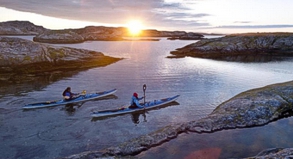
[62,87,79,100]
[129,92,144,109]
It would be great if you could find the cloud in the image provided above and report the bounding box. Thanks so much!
[0,0,208,30]
[233,21,252,24]
[216,25,293,29]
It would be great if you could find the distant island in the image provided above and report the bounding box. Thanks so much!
[0,21,206,44]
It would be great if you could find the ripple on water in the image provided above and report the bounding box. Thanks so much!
[1,37,293,159]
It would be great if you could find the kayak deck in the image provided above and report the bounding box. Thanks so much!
[91,95,179,118]
[23,89,117,109]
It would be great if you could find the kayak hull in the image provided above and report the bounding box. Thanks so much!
[23,89,117,109]
[91,95,179,118]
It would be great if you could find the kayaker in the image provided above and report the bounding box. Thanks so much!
[62,87,79,100]
[129,92,144,109]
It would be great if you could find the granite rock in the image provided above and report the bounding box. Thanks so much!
[0,21,47,35]
[170,33,293,62]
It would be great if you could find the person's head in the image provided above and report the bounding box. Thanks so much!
[133,92,138,98]
[66,87,71,92]
[63,87,71,97]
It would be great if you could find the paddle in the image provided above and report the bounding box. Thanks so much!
[69,90,86,100]
[74,90,86,98]
[81,90,86,95]
[143,84,146,108]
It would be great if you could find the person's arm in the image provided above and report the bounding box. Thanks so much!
[134,99,144,108]
[138,97,144,100]
[63,92,71,99]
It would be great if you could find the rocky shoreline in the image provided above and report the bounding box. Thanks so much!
[64,80,293,158]
[170,33,293,62]
[0,36,122,82]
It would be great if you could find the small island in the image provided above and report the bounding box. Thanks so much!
[170,33,293,62]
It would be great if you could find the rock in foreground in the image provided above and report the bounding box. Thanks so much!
[244,148,293,159]
[170,33,293,62]
[64,80,293,158]
[187,80,293,132]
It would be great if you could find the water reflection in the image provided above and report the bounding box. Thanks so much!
[21,94,118,113]
[215,54,291,62]
[0,71,81,98]
[61,95,118,115]
[63,103,81,115]
[137,116,293,159]
[131,111,147,124]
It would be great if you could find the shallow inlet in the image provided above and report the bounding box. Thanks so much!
[1,35,293,158]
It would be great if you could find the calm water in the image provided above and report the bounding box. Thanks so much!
[1,36,293,159]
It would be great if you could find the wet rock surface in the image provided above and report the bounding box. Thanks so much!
[170,33,293,62]
[64,81,293,158]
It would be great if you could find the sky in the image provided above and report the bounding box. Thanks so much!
[0,0,293,34]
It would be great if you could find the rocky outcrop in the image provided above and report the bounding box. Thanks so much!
[33,27,204,43]
[245,148,293,159]
[170,33,293,62]
[0,21,204,43]
[32,30,85,44]
[65,80,293,158]
[0,20,204,43]
[0,21,47,35]
[75,26,127,41]
[142,30,204,40]
[186,80,293,132]
[33,26,126,43]
[0,37,121,75]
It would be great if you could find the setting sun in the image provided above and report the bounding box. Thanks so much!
[127,20,143,36]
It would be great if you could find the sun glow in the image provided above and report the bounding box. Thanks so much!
[127,20,143,36]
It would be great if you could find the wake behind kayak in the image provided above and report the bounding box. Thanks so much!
[91,95,179,118]
[23,89,117,110]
